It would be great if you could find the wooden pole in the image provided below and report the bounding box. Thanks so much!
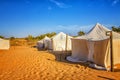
[106,31,114,72]
[110,31,114,72]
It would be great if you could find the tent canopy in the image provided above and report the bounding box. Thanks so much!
[76,23,111,41]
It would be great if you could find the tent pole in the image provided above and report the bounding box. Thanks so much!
[110,31,114,72]
[106,31,114,72]
[65,34,68,52]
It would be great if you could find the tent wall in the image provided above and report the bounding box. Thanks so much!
[0,40,10,50]
[44,39,52,50]
[93,39,109,67]
[52,37,66,51]
[66,36,72,51]
[104,39,120,69]
[112,39,120,65]
[52,32,72,51]
[87,41,95,62]
[71,39,88,61]
[37,40,44,49]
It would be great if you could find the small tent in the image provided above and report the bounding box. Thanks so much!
[37,39,44,50]
[67,23,120,70]
[43,36,52,50]
[0,38,10,50]
[37,36,52,50]
[51,32,72,51]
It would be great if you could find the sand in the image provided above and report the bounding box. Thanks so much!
[0,46,120,80]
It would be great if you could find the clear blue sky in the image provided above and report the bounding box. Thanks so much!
[0,0,120,38]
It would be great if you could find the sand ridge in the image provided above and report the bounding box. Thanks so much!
[0,46,120,80]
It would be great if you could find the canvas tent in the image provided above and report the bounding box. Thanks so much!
[37,36,52,50]
[43,36,52,50]
[37,39,44,50]
[0,38,10,50]
[67,23,120,70]
[51,32,72,51]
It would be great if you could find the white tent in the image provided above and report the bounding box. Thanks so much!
[0,38,10,50]
[43,36,52,50]
[51,32,72,51]
[37,36,52,50]
[67,23,120,70]
[37,39,44,50]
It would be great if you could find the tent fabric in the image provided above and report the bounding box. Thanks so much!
[37,36,52,50]
[67,23,120,70]
[76,23,110,41]
[43,36,52,50]
[37,40,44,49]
[66,56,87,63]
[71,39,88,61]
[51,32,72,51]
[0,39,10,50]
[87,41,94,62]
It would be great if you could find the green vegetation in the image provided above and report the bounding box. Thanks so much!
[112,26,120,32]
[10,36,15,40]
[78,31,85,36]
[25,32,56,46]
[0,35,4,39]
[35,32,56,40]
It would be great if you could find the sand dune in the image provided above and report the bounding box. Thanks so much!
[0,46,120,80]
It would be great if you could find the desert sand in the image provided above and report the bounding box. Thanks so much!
[0,46,120,80]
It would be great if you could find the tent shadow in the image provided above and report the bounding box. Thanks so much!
[49,51,90,68]
[97,76,115,80]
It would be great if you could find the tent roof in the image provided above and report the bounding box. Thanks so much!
[74,23,112,41]
[52,32,72,39]
[44,36,51,40]
[37,36,50,43]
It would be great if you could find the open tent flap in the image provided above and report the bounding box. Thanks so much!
[105,39,120,70]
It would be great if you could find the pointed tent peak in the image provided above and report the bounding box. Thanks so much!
[59,32,66,35]
[95,22,101,26]
[57,32,66,36]
[52,32,73,39]
[44,36,50,40]
[75,23,111,40]
[88,23,111,34]
[95,23,111,31]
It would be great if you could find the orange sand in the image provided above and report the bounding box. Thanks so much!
[0,46,120,80]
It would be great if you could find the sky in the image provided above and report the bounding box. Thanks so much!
[0,0,120,38]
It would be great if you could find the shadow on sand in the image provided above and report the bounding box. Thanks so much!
[48,51,89,68]
[35,47,120,72]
